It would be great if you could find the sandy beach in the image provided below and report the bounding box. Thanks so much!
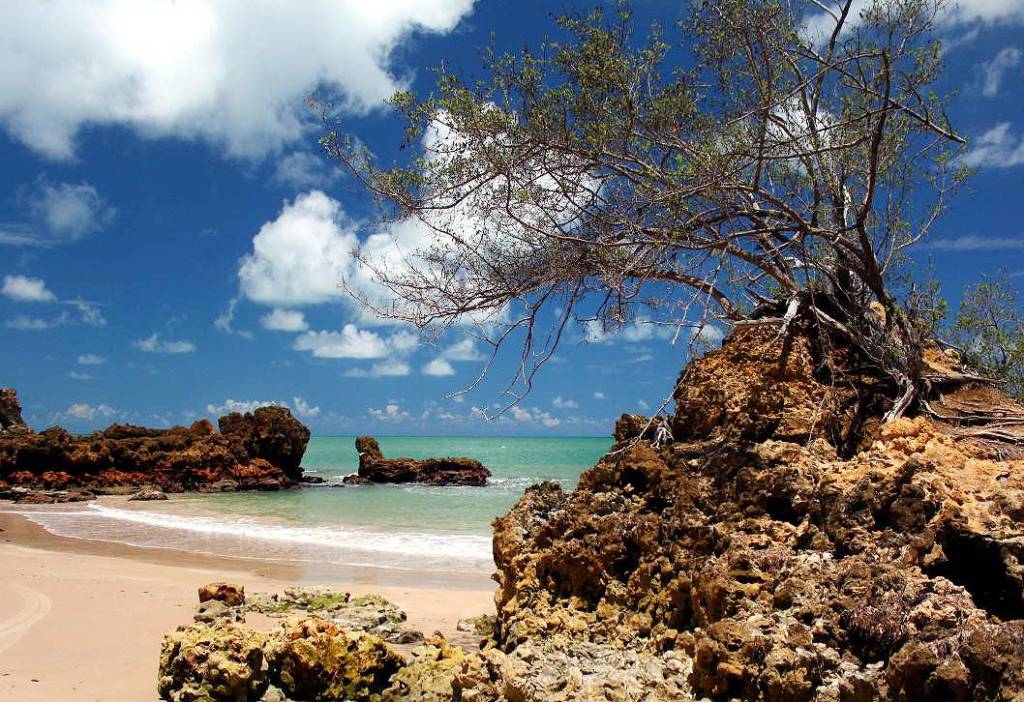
[0,513,494,702]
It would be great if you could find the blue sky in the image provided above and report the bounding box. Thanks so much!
[1,0,1023,436]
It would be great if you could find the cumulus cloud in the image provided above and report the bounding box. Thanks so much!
[804,0,1024,43]
[637,399,651,411]
[509,405,561,428]
[368,402,410,422]
[133,333,197,354]
[69,371,91,381]
[0,0,475,160]
[78,354,106,365]
[25,179,116,240]
[343,361,411,378]
[292,396,321,419]
[205,399,283,415]
[584,319,675,344]
[440,337,485,361]
[552,396,578,409]
[293,324,389,359]
[53,402,121,423]
[958,123,1024,169]
[261,308,309,332]
[981,47,1022,96]
[273,151,338,189]
[239,191,357,306]
[2,274,56,302]
[422,358,456,376]
[593,391,606,400]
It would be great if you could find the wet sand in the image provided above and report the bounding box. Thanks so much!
[0,513,494,702]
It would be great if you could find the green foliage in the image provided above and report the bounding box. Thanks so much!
[951,272,1024,398]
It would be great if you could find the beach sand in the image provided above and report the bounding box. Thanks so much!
[0,513,495,702]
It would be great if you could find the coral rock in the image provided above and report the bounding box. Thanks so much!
[158,623,269,702]
[354,436,490,486]
[199,582,246,607]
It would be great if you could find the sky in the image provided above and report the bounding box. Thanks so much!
[1,0,1024,436]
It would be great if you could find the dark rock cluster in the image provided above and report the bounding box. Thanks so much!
[0,393,310,494]
[346,436,490,486]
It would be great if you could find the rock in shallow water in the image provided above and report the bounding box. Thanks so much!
[352,436,491,486]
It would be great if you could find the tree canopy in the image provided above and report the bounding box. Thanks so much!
[324,0,968,418]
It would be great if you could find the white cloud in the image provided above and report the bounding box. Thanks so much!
[261,308,309,332]
[958,123,1024,168]
[78,354,106,365]
[509,405,561,428]
[53,402,121,423]
[422,358,456,376]
[293,324,389,359]
[804,0,1024,44]
[2,274,56,302]
[584,319,675,344]
[213,297,253,339]
[133,333,196,354]
[292,396,320,419]
[368,402,410,422]
[637,400,651,411]
[205,399,283,416]
[593,391,605,400]
[5,315,54,331]
[239,191,357,306]
[273,151,337,189]
[982,47,1022,96]
[69,371,91,381]
[552,396,578,409]
[0,0,476,160]
[25,179,116,241]
[928,234,1024,251]
[441,337,485,361]
[65,299,106,327]
[343,361,411,378]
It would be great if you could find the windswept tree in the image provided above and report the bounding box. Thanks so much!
[324,0,967,419]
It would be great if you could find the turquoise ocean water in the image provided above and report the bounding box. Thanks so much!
[8,436,611,575]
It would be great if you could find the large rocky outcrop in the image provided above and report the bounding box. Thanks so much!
[0,397,310,493]
[349,436,490,486]
[459,323,1024,701]
[0,388,29,434]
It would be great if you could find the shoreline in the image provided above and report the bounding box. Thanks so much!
[0,513,495,702]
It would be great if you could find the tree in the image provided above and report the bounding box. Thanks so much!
[952,272,1024,399]
[324,0,967,419]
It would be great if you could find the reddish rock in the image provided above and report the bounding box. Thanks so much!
[478,325,1024,701]
[354,436,490,486]
[0,388,29,434]
[198,582,246,607]
[219,406,310,481]
[0,392,310,493]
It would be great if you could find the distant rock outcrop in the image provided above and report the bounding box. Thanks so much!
[0,388,29,434]
[0,395,310,493]
[348,436,490,486]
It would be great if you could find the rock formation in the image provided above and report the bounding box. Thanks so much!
[0,396,310,493]
[349,436,490,486]
[457,323,1024,701]
[0,388,29,434]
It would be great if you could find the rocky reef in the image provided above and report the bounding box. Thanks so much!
[346,436,490,486]
[460,324,1024,700]
[0,392,310,494]
[160,583,470,702]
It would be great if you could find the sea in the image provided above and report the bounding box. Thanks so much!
[3,436,610,577]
